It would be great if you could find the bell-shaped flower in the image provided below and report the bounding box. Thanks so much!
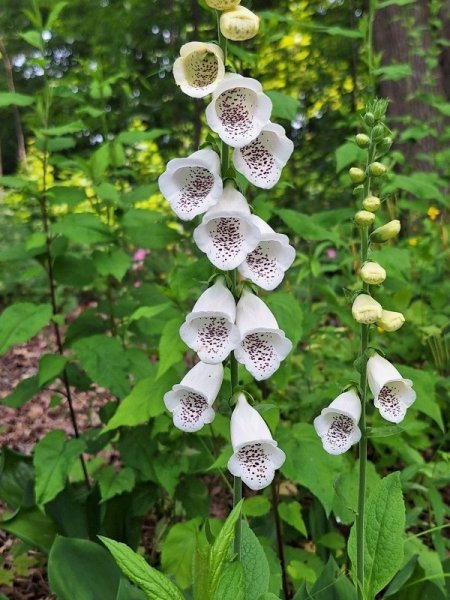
[220,6,260,41]
[234,289,292,380]
[232,123,294,189]
[359,261,386,285]
[314,389,362,455]
[367,353,416,423]
[164,361,224,432]
[179,277,240,364]
[238,215,295,290]
[352,293,383,325]
[173,42,225,98]
[206,0,240,8]
[205,74,272,148]
[228,394,285,490]
[158,148,223,221]
[377,309,405,332]
[193,184,260,270]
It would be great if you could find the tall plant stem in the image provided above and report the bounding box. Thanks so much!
[271,480,290,599]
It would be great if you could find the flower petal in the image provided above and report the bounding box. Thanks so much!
[374,381,416,423]
[228,442,285,490]
[173,42,225,98]
[232,123,294,188]
[180,316,240,363]
[171,392,216,432]
[315,413,361,455]
[230,394,273,450]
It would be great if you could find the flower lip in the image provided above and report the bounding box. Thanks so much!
[205,74,272,148]
[173,42,225,98]
[314,389,362,455]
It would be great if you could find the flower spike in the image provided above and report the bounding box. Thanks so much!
[367,353,416,423]
[193,184,261,270]
[180,277,240,363]
[205,74,272,148]
[158,148,223,221]
[238,215,295,290]
[228,394,285,490]
[234,289,292,380]
[173,42,225,98]
[164,361,224,432]
[314,389,362,455]
[232,123,294,189]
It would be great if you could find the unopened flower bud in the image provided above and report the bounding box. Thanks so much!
[206,0,240,9]
[371,124,385,141]
[364,112,375,127]
[355,210,375,227]
[362,195,381,212]
[352,294,383,325]
[370,220,401,243]
[377,310,405,332]
[360,261,386,285]
[349,167,366,184]
[220,6,260,41]
[369,162,387,177]
[378,136,393,154]
[356,133,370,148]
[373,100,388,120]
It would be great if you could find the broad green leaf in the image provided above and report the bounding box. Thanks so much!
[265,291,303,348]
[240,522,270,600]
[42,120,86,136]
[193,529,211,600]
[335,141,364,173]
[0,303,52,355]
[209,500,244,596]
[94,181,121,203]
[399,366,443,430]
[48,536,121,599]
[348,472,405,599]
[383,555,418,597]
[386,173,443,203]
[279,423,344,515]
[100,536,185,600]
[34,430,86,506]
[0,375,40,408]
[0,92,34,107]
[52,213,111,244]
[117,129,170,144]
[277,209,339,244]
[45,1,68,29]
[265,91,299,120]
[0,175,33,189]
[157,317,186,378]
[0,507,57,552]
[0,448,34,509]
[214,562,245,600]
[161,519,201,589]
[53,254,97,287]
[38,354,68,386]
[121,209,179,249]
[93,249,131,281]
[403,537,446,593]
[98,466,136,502]
[278,501,307,536]
[128,303,171,323]
[72,334,130,398]
[243,496,271,517]
[374,64,412,81]
[20,30,43,49]
[293,556,354,600]
[47,186,86,208]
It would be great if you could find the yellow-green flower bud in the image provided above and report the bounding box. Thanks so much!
[352,294,383,324]
[370,220,401,243]
[220,6,260,41]
[206,0,240,9]
[362,195,381,212]
[373,100,388,120]
[355,210,375,227]
[369,162,387,177]
[371,124,385,141]
[364,112,375,127]
[360,261,386,285]
[378,136,393,154]
[356,133,370,148]
[377,310,405,332]
[349,167,366,184]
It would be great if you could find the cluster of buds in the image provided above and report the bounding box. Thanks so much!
[314,100,416,454]
[160,4,295,490]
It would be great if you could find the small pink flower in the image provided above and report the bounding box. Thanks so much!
[326,248,337,259]
[133,249,148,262]
[134,281,142,288]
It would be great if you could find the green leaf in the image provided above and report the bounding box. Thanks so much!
[0,448,35,509]
[278,501,307,536]
[399,366,443,430]
[94,181,121,204]
[121,209,179,249]
[265,91,298,120]
[279,423,344,515]
[0,92,35,107]
[157,317,186,378]
[265,291,303,348]
[42,120,86,136]
[98,466,136,502]
[383,555,418,597]
[277,209,339,244]
[0,303,52,355]
[33,430,86,506]
[99,536,185,600]
[20,30,43,49]
[93,249,131,281]
[332,460,380,525]
[72,334,130,398]
[335,141,364,173]
[128,303,171,323]
[294,556,354,600]
[47,185,86,207]
[53,254,97,287]
[45,1,68,29]
[240,522,270,600]
[348,472,405,599]
[209,500,244,596]
[243,496,271,517]
[403,537,446,593]
[117,129,170,144]
[0,375,40,408]
[52,213,111,244]
[374,64,412,81]
[38,354,68,386]
[386,173,443,203]
[214,563,246,600]
[0,507,57,552]
[48,536,121,599]
[161,519,201,589]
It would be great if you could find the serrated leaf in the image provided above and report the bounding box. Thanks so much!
[278,501,307,536]
[93,249,131,281]
[98,466,135,502]
[243,496,271,517]
[240,522,270,600]
[0,303,52,355]
[52,213,111,244]
[99,536,185,600]
[348,472,405,599]
[161,519,201,589]
[214,562,245,600]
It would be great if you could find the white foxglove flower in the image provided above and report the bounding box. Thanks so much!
[238,215,295,290]
[193,184,260,270]
[180,277,240,364]
[228,394,285,490]
[352,293,383,325]
[232,123,294,189]
[158,148,222,221]
[206,0,240,9]
[367,353,416,423]
[314,389,362,455]
[234,289,292,380]
[173,42,225,98]
[377,309,405,332]
[220,6,260,42]
[205,74,272,148]
[164,361,223,432]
